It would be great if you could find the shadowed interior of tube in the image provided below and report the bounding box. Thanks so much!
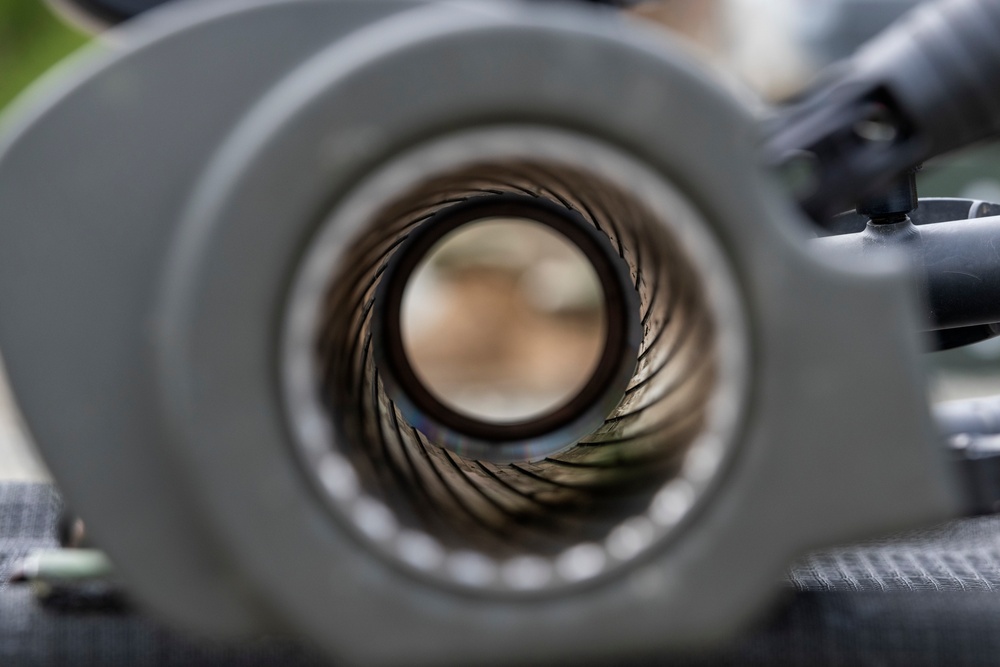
[314,160,718,558]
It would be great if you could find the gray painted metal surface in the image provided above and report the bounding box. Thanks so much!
[0,1,961,664]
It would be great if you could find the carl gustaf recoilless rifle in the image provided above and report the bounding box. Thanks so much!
[4,0,1000,664]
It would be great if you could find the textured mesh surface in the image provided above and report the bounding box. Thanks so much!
[0,483,60,589]
[3,482,1000,666]
[0,483,325,667]
[789,517,1000,592]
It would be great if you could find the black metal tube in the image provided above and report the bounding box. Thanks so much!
[816,214,1000,331]
[852,0,1000,161]
[768,0,1000,223]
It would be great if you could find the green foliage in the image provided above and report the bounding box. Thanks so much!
[0,1,88,109]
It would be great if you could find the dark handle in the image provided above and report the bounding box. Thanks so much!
[853,0,1000,159]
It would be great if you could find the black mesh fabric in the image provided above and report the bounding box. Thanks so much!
[0,483,325,667]
[790,517,1000,592]
[3,482,1000,666]
[0,483,58,583]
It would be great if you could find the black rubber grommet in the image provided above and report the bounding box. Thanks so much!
[373,193,640,462]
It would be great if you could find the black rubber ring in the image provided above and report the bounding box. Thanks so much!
[373,193,640,460]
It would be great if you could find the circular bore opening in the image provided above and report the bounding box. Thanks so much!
[375,194,639,461]
[400,217,607,422]
[282,129,748,592]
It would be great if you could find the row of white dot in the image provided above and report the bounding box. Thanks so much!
[310,427,723,592]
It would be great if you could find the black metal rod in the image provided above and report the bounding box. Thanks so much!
[816,214,1000,331]
[769,0,1000,223]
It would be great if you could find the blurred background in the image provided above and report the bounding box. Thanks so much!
[2,0,999,481]
[0,1,85,108]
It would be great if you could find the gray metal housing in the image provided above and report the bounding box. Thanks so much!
[0,1,959,664]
